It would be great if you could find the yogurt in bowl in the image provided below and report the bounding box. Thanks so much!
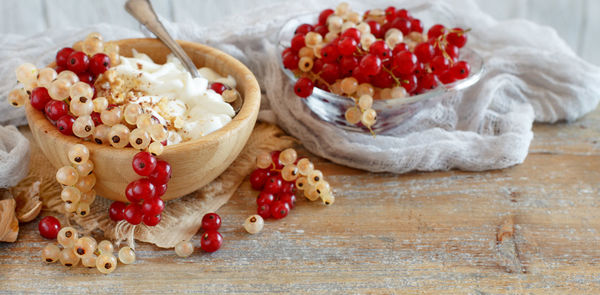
[96,51,237,145]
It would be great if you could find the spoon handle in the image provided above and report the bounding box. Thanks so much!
[125,0,200,78]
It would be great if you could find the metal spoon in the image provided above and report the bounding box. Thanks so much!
[125,0,242,113]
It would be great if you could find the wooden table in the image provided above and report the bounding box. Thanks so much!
[2,107,600,294]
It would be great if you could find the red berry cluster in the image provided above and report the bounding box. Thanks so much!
[250,151,296,220]
[199,213,223,252]
[108,151,172,226]
[49,47,110,136]
[283,5,470,99]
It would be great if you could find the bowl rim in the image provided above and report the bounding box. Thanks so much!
[276,13,486,108]
[26,38,261,153]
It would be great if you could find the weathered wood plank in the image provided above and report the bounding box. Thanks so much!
[1,106,599,293]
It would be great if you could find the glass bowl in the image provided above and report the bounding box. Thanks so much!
[277,13,485,134]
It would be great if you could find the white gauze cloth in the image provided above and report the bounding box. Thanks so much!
[1,0,599,174]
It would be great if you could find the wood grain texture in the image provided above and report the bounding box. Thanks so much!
[25,38,261,202]
[2,109,600,293]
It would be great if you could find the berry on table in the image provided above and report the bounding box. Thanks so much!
[118,246,136,264]
[175,240,194,257]
[96,253,117,274]
[109,201,126,221]
[201,213,222,231]
[41,244,61,263]
[38,216,61,239]
[270,201,290,219]
[200,231,223,253]
[57,226,78,248]
[243,215,264,234]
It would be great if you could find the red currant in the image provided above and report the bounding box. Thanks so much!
[392,43,409,55]
[439,70,457,84]
[427,24,446,40]
[124,203,143,225]
[396,8,410,19]
[132,152,157,176]
[369,40,391,59]
[263,175,283,194]
[38,216,61,239]
[257,191,275,207]
[66,51,89,73]
[89,53,111,76]
[341,28,361,41]
[318,9,334,25]
[414,42,434,63]
[155,183,168,197]
[451,61,470,80]
[410,18,424,33]
[77,72,94,85]
[200,231,223,252]
[149,160,172,185]
[359,54,381,76]
[391,17,412,35]
[321,43,340,63]
[391,51,417,75]
[56,115,75,136]
[352,66,370,84]
[270,201,290,219]
[125,179,156,203]
[249,169,269,190]
[109,201,127,221]
[314,25,328,37]
[44,100,68,121]
[278,192,296,209]
[371,70,395,89]
[385,6,396,21]
[257,204,271,219]
[201,213,222,231]
[368,21,382,38]
[91,111,102,126]
[56,47,74,67]
[291,33,306,52]
[320,63,340,84]
[143,214,162,226]
[141,197,165,216]
[420,74,438,91]
[210,82,227,94]
[447,28,467,48]
[293,77,314,98]
[271,151,284,169]
[30,87,51,111]
[339,56,358,76]
[337,37,357,56]
[400,74,418,93]
[282,52,299,70]
[295,23,314,35]
[280,181,296,194]
[430,56,450,74]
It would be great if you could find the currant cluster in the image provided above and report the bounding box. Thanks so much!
[283,3,470,128]
[248,148,334,224]
[174,212,223,257]
[41,226,135,274]
[9,33,116,136]
[8,33,168,155]
[55,144,97,217]
[108,151,171,227]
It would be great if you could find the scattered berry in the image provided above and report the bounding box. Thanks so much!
[38,216,61,239]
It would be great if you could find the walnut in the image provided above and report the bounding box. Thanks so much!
[0,198,18,242]
[11,181,42,223]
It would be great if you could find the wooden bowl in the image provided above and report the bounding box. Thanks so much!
[25,38,261,202]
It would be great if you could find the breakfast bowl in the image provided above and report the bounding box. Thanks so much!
[277,11,484,134]
[25,38,261,202]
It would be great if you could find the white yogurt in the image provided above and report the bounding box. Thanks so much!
[113,51,236,144]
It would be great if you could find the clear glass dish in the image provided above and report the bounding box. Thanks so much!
[277,13,485,134]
